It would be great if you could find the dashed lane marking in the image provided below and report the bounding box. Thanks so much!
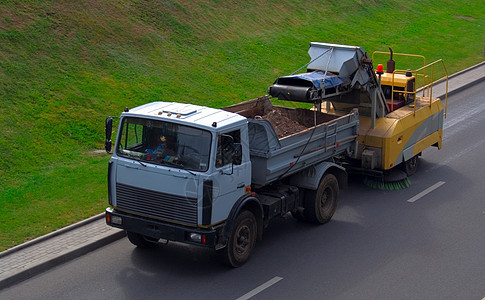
[236,276,283,300]
[407,181,446,203]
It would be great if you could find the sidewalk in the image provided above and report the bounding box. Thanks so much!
[0,214,125,289]
[0,61,484,290]
[432,61,485,98]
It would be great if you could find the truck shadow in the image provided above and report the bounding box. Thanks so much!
[117,163,470,298]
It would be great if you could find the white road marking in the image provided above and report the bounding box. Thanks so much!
[236,276,283,300]
[407,181,445,203]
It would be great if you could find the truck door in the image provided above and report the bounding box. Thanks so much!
[209,129,251,224]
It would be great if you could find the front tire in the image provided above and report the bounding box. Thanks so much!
[304,173,339,224]
[220,210,257,267]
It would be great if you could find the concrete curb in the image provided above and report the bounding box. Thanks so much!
[447,60,485,79]
[435,60,485,98]
[0,214,126,290]
[0,229,125,290]
[446,73,485,98]
[0,213,104,259]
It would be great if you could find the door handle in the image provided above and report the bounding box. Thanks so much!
[173,174,188,179]
[237,183,245,189]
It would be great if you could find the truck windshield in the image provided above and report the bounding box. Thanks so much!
[117,117,212,172]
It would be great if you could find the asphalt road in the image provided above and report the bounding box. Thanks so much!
[2,82,485,300]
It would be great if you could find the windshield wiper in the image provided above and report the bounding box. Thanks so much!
[183,168,196,176]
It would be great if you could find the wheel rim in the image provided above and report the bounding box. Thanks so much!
[235,224,251,255]
[319,187,333,215]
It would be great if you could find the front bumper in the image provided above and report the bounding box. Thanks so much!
[105,207,219,247]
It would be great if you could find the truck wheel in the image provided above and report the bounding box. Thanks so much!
[126,231,158,248]
[304,174,339,224]
[403,155,418,176]
[220,210,257,267]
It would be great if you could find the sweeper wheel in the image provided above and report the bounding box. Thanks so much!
[402,155,418,176]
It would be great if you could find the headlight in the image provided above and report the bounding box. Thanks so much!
[111,215,122,225]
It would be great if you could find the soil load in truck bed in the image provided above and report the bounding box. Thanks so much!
[224,96,359,186]
[261,110,308,138]
[224,95,339,138]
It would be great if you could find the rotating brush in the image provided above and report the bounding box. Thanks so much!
[363,168,411,190]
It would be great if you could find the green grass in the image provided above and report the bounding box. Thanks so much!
[1,0,484,251]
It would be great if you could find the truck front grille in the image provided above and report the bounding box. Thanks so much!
[115,183,198,226]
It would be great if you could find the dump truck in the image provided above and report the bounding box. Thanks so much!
[105,42,447,266]
[105,95,359,267]
[269,42,447,186]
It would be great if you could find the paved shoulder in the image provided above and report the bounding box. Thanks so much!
[0,214,125,289]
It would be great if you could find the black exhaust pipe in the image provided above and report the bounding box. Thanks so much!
[386,47,395,73]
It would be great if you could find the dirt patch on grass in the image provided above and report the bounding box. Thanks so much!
[0,7,35,31]
[454,15,475,20]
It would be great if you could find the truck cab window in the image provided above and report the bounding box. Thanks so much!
[216,130,241,168]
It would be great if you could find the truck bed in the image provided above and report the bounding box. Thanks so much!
[224,96,359,187]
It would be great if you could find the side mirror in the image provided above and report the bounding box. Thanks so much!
[105,117,113,153]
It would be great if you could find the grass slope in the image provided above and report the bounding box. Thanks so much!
[0,0,484,251]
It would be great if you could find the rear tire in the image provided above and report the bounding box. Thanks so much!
[126,231,158,248]
[219,210,257,267]
[304,174,339,224]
